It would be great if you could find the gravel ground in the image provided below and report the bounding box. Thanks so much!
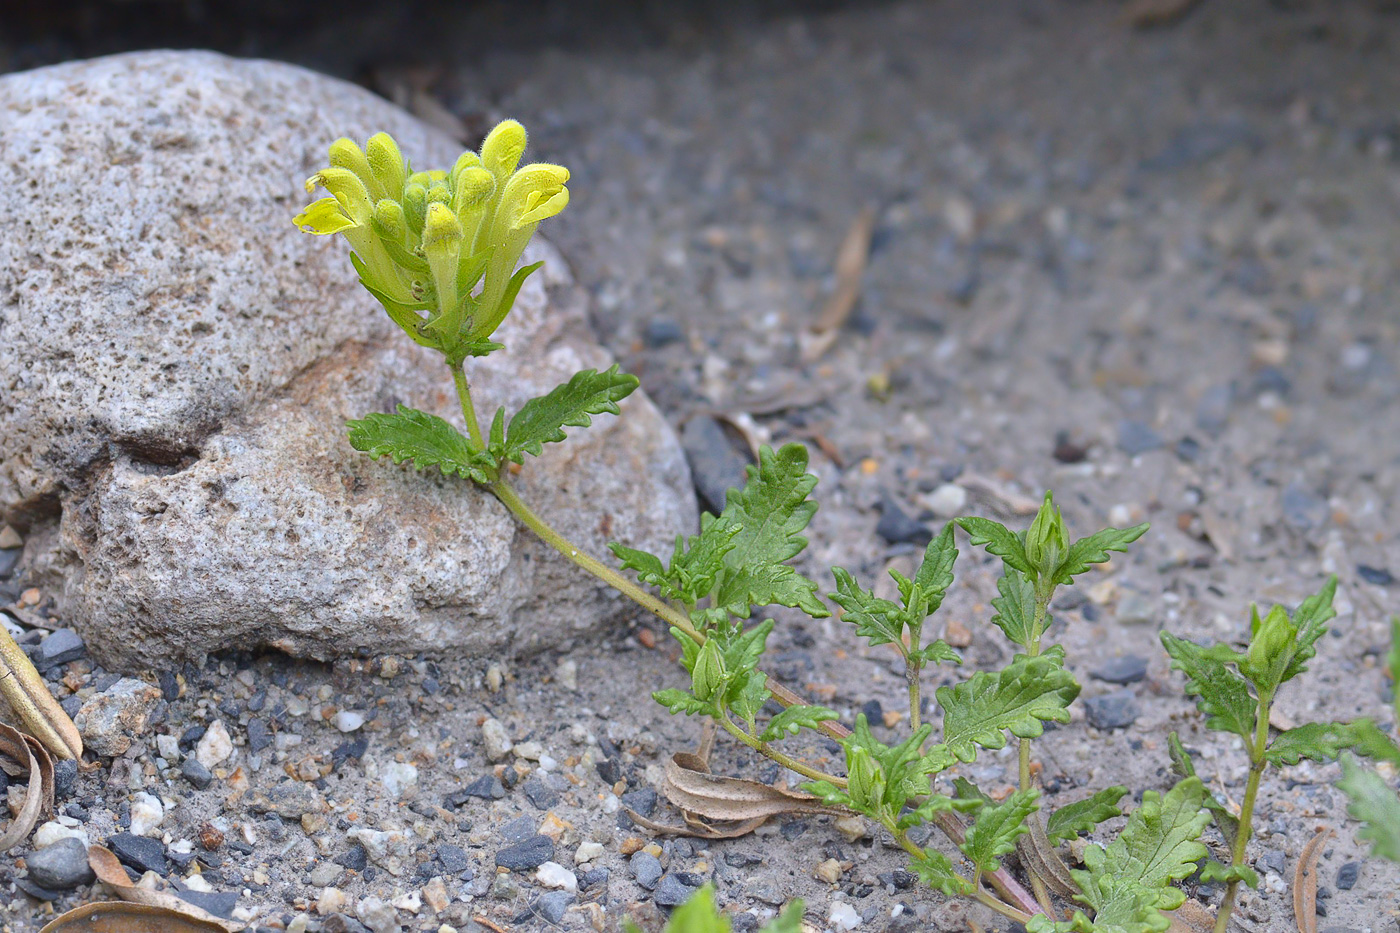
[3,1,1400,931]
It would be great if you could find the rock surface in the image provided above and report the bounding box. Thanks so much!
[0,51,696,669]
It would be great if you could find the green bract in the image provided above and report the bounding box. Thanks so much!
[295,121,569,366]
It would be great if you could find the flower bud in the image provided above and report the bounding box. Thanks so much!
[497,163,571,230]
[423,203,463,315]
[426,182,452,205]
[328,138,381,199]
[372,198,407,244]
[846,746,881,811]
[1025,491,1068,581]
[402,183,428,235]
[691,640,726,702]
[454,166,495,211]
[366,132,408,200]
[481,119,528,183]
[304,167,373,225]
[451,150,483,188]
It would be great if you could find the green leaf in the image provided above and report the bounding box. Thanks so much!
[910,522,959,615]
[710,444,828,618]
[818,716,939,822]
[1046,786,1129,844]
[499,366,639,463]
[347,405,493,482]
[1199,860,1259,888]
[669,517,741,604]
[989,566,1038,649]
[955,517,1033,577]
[910,849,975,896]
[1279,576,1337,684]
[961,788,1041,873]
[1339,755,1400,862]
[726,670,771,727]
[937,647,1080,762]
[1265,720,1370,766]
[830,567,905,649]
[653,689,713,717]
[1160,632,1257,741]
[912,640,962,666]
[1349,720,1400,768]
[609,543,679,599]
[1052,523,1150,586]
[759,705,839,743]
[720,619,775,677]
[1167,732,1237,848]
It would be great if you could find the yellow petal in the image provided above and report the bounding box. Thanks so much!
[293,197,357,235]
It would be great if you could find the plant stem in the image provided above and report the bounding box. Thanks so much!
[717,714,848,786]
[931,812,1043,917]
[451,365,487,450]
[1214,691,1273,933]
[907,662,922,733]
[889,826,1033,926]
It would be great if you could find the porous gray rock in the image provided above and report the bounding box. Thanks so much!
[0,51,696,670]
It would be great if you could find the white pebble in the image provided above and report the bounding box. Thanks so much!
[601,794,620,814]
[196,720,233,769]
[129,792,165,836]
[574,841,605,864]
[333,711,366,733]
[537,754,557,772]
[156,734,181,763]
[183,873,214,893]
[380,762,418,799]
[829,900,862,930]
[536,861,578,892]
[481,718,513,762]
[33,821,88,849]
[921,483,967,518]
[512,740,544,761]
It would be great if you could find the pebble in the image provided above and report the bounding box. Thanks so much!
[513,740,545,760]
[338,845,369,872]
[247,782,328,819]
[1357,564,1394,587]
[534,890,575,924]
[1085,690,1140,730]
[26,837,95,890]
[579,867,610,891]
[835,816,868,842]
[575,841,605,864]
[1281,482,1328,531]
[356,895,398,933]
[1116,420,1164,457]
[316,887,349,915]
[495,835,554,871]
[815,857,843,883]
[481,718,513,761]
[33,821,88,849]
[1115,592,1156,626]
[681,415,752,514]
[643,317,684,347]
[324,914,370,933]
[621,787,657,818]
[875,496,932,545]
[347,827,412,868]
[524,778,560,810]
[631,851,663,890]
[107,831,168,875]
[333,710,366,732]
[129,792,165,835]
[458,774,506,801]
[380,761,418,799]
[1194,384,1233,436]
[654,873,701,907]
[156,734,181,763]
[0,525,20,549]
[0,547,19,577]
[1090,655,1149,685]
[75,678,163,757]
[310,862,343,887]
[1336,861,1361,890]
[180,891,238,920]
[421,876,449,912]
[33,628,86,671]
[829,900,863,931]
[920,483,967,518]
[556,659,579,691]
[181,757,214,790]
[436,844,470,874]
[196,720,234,769]
[536,861,578,892]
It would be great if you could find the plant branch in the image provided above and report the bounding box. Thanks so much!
[716,713,848,786]
[1214,690,1273,933]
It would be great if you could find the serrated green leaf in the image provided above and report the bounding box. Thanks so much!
[1199,860,1259,888]
[726,669,771,727]
[1160,632,1257,741]
[1339,755,1400,862]
[989,566,1038,649]
[909,850,975,896]
[647,883,799,933]
[1166,732,1237,848]
[1046,786,1129,844]
[912,640,962,666]
[961,788,1040,873]
[1052,523,1150,585]
[937,647,1080,762]
[830,567,905,649]
[910,522,958,615]
[653,689,713,717]
[1349,720,1400,768]
[1279,576,1337,684]
[955,517,1034,577]
[759,705,839,743]
[721,620,775,677]
[899,791,981,830]
[827,716,938,821]
[669,518,741,604]
[499,365,639,463]
[609,543,680,600]
[952,776,992,806]
[1265,720,1370,766]
[710,444,828,618]
[347,405,493,482]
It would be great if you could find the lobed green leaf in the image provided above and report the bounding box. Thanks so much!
[937,647,1080,762]
[347,405,493,482]
[955,517,1033,577]
[960,788,1041,873]
[989,566,1038,649]
[759,705,839,743]
[1160,632,1257,741]
[1052,523,1150,586]
[1264,720,1371,766]
[830,568,905,649]
[1338,755,1400,862]
[653,689,713,717]
[498,365,639,463]
[1046,786,1129,845]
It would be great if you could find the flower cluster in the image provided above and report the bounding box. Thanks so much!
[294,120,569,365]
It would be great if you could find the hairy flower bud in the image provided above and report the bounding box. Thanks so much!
[481,119,527,184]
[366,132,408,200]
[372,198,408,244]
[328,138,382,200]
[692,640,726,702]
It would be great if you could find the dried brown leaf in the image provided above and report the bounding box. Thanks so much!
[1016,814,1080,898]
[87,846,243,932]
[802,207,876,362]
[0,720,49,851]
[1293,827,1333,933]
[0,624,83,759]
[40,902,234,933]
[663,752,848,823]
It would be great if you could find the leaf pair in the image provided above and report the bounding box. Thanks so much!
[347,366,639,481]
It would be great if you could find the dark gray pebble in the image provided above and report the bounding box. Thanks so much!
[1116,420,1164,457]
[158,670,180,702]
[654,873,702,907]
[322,915,371,933]
[522,778,559,810]
[246,718,272,753]
[107,832,168,876]
[681,416,752,514]
[621,787,657,818]
[876,496,931,546]
[595,757,624,786]
[644,318,684,347]
[1282,482,1328,531]
[724,852,763,868]
[630,851,663,890]
[1336,861,1361,890]
[331,736,368,769]
[1090,655,1148,685]
[179,890,238,919]
[1194,384,1233,437]
[53,758,77,798]
[437,844,470,873]
[1257,849,1286,875]
[1085,689,1139,730]
[182,757,214,790]
[495,835,554,871]
[462,774,507,801]
[499,815,536,843]
[15,877,64,901]
[534,891,575,924]
[34,628,85,670]
[0,548,19,577]
[579,867,610,890]
[27,838,96,889]
[337,844,368,871]
[1357,565,1394,586]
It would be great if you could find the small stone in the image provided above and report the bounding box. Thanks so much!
[338,845,369,872]
[1115,592,1156,626]
[316,887,349,915]
[1091,655,1149,685]
[457,774,506,801]
[333,711,366,732]
[180,891,238,920]
[523,778,560,810]
[481,719,513,761]
[556,659,578,691]
[380,761,418,799]
[538,812,573,841]
[1194,384,1233,436]
[943,619,973,648]
[356,895,399,933]
[196,720,233,769]
[0,525,20,549]
[421,876,449,913]
[1257,850,1286,875]
[1336,861,1361,890]
[643,318,684,348]
[1357,565,1394,587]
[156,734,181,763]
[1281,482,1328,531]
[1085,690,1140,730]
[33,628,86,671]
[181,758,214,790]
[52,759,77,798]
[247,781,327,819]
[619,836,645,855]
[834,816,868,842]
[129,792,165,836]
[322,918,370,933]
[829,901,862,931]
[26,837,95,889]
[310,862,343,887]
[536,861,578,892]
[654,873,701,907]
[575,841,605,863]
[921,483,967,518]
[876,496,932,546]
[75,678,162,757]
[512,740,545,761]
[347,827,412,869]
[579,867,610,891]
[33,821,88,849]
[620,788,657,818]
[534,890,575,925]
[815,858,843,884]
[682,416,751,514]
[495,835,554,871]
[631,851,663,890]
[246,718,272,753]
[1116,420,1164,457]
[108,831,168,875]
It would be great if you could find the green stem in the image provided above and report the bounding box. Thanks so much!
[717,714,847,786]
[907,661,922,733]
[1214,690,1273,933]
[889,826,1033,926]
[451,365,487,450]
